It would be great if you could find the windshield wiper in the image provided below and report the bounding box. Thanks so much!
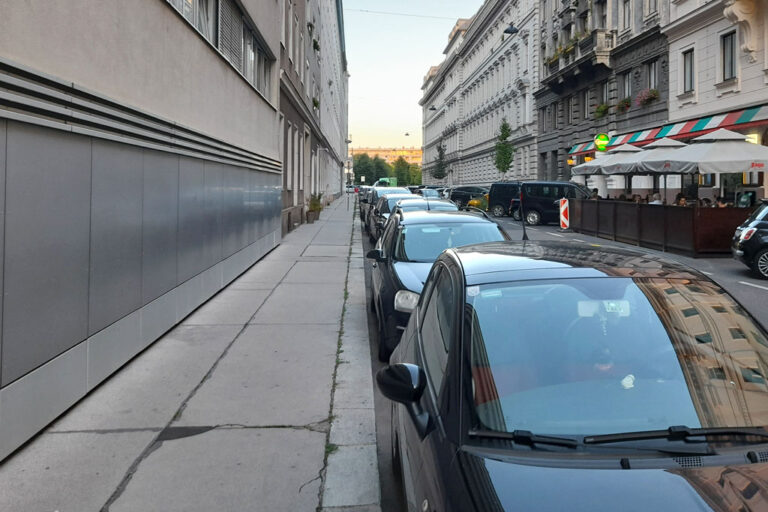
[469,429,579,448]
[584,425,768,445]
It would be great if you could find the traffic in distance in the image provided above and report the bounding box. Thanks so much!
[354,184,768,511]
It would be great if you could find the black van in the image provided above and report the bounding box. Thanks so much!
[510,181,591,225]
[488,182,521,217]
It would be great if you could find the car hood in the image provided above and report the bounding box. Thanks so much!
[459,450,768,511]
[392,262,433,293]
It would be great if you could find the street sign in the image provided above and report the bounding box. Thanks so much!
[360,175,365,183]
[594,133,610,152]
[559,198,570,230]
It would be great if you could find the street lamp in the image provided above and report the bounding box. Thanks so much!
[504,23,519,35]
[429,106,437,111]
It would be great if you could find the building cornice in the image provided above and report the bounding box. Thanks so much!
[661,0,723,40]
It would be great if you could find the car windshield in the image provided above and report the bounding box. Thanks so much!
[397,201,458,212]
[394,222,504,262]
[421,189,440,198]
[385,196,412,212]
[467,277,768,436]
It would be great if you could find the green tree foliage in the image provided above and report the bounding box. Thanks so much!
[408,164,422,186]
[431,142,448,180]
[494,119,516,175]
[393,156,411,186]
[353,153,373,185]
[372,156,393,182]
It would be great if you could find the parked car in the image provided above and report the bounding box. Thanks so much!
[488,181,520,217]
[379,240,768,511]
[362,186,411,232]
[366,210,509,361]
[367,193,415,242]
[358,186,372,221]
[450,185,489,208]
[511,181,591,225]
[733,199,768,278]
[345,184,355,193]
[395,199,459,213]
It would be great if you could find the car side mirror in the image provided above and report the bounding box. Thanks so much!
[366,249,386,262]
[376,363,431,439]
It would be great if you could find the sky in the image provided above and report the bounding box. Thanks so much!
[343,0,484,151]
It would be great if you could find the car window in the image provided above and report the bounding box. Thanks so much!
[467,277,768,436]
[394,222,506,262]
[420,266,455,393]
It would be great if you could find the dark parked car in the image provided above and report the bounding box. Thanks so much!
[395,198,458,213]
[488,181,520,217]
[733,199,768,278]
[450,186,489,209]
[512,181,591,225]
[366,211,509,361]
[362,186,411,232]
[367,193,415,242]
[379,241,768,511]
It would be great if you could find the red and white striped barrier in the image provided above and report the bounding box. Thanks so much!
[559,198,570,230]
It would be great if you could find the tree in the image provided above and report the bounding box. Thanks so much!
[408,164,422,186]
[393,156,411,186]
[494,118,516,176]
[371,156,393,183]
[353,153,374,185]
[431,142,448,180]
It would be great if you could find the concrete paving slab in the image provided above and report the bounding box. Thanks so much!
[176,324,338,426]
[330,408,376,446]
[250,283,344,324]
[283,261,350,284]
[333,361,374,410]
[51,325,242,431]
[303,245,350,258]
[0,431,155,512]
[183,289,270,325]
[322,444,380,508]
[225,281,277,291]
[110,428,325,512]
[235,260,295,284]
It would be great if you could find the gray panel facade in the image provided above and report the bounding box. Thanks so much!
[0,121,5,384]
[3,123,91,385]
[178,157,207,282]
[89,140,143,334]
[142,151,179,305]
[203,163,224,268]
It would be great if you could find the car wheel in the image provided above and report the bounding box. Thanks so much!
[526,210,541,226]
[491,204,506,217]
[752,248,768,279]
[511,208,522,221]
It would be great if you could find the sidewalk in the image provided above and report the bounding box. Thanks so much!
[0,196,380,512]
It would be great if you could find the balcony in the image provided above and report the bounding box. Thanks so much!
[542,29,614,87]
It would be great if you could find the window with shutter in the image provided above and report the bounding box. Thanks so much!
[219,0,244,71]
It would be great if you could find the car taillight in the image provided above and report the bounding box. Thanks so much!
[741,227,757,241]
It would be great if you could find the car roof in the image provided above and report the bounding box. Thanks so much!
[398,210,496,225]
[450,241,705,283]
[380,193,415,200]
[397,198,453,204]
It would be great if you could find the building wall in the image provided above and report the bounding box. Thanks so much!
[664,0,768,121]
[0,0,280,158]
[421,0,539,187]
[0,0,282,460]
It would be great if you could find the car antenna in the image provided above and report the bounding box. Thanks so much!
[519,189,529,241]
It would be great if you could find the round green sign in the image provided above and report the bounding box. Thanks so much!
[594,133,610,152]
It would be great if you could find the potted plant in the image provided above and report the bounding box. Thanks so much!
[307,192,323,223]
[594,103,609,119]
[617,97,632,114]
[312,97,320,109]
[313,39,320,52]
[635,88,660,107]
